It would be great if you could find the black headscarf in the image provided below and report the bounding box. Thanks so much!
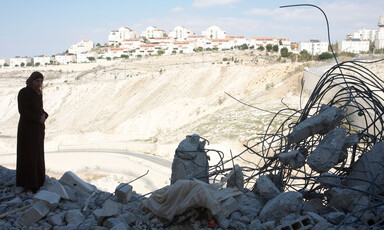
[26,71,44,94]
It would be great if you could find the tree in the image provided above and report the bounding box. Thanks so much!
[96,43,101,47]
[318,52,333,61]
[21,62,25,67]
[266,44,273,52]
[257,46,265,51]
[279,40,283,46]
[35,62,40,67]
[142,36,148,43]
[106,57,111,61]
[88,57,96,61]
[157,50,165,55]
[240,44,248,50]
[272,44,279,52]
[298,50,312,62]
[280,47,290,57]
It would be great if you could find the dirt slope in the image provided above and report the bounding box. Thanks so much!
[0,51,307,158]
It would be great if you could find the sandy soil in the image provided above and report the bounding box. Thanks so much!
[0,50,310,192]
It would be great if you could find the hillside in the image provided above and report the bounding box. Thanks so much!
[0,51,307,158]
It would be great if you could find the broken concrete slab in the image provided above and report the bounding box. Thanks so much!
[18,201,50,226]
[115,183,132,204]
[288,105,345,144]
[65,209,85,227]
[226,164,244,189]
[93,199,120,223]
[307,127,346,173]
[344,142,384,189]
[253,175,281,201]
[44,181,70,200]
[171,134,209,184]
[259,191,303,223]
[59,171,97,194]
[278,150,305,169]
[33,190,61,211]
[339,134,359,163]
[324,211,345,225]
[219,196,238,218]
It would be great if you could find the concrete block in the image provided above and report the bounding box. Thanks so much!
[18,201,50,226]
[65,209,85,227]
[115,183,133,204]
[277,215,314,230]
[59,171,96,194]
[171,134,209,184]
[260,191,303,222]
[278,150,305,169]
[254,175,281,201]
[226,164,244,189]
[307,127,346,173]
[345,142,384,189]
[33,190,61,211]
[324,211,345,225]
[93,199,120,222]
[111,223,128,230]
[47,212,64,226]
[288,105,345,144]
[306,211,327,223]
[45,181,70,200]
[220,196,238,218]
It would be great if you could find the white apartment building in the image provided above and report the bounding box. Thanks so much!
[77,52,98,63]
[250,37,291,49]
[226,36,248,47]
[169,26,194,41]
[299,40,329,55]
[105,47,130,59]
[135,43,160,56]
[148,37,173,43]
[339,39,369,54]
[55,54,76,64]
[10,57,31,67]
[375,15,384,49]
[0,58,6,67]
[108,27,139,46]
[349,28,377,42]
[33,55,53,66]
[169,41,194,54]
[186,35,209,49]
[68,40,94,54]
[141,26,166,39]
[210,39,235,50]
[202,25,226,39]
[121,38,143,50]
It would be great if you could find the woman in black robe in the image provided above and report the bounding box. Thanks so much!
[16,71,48,192]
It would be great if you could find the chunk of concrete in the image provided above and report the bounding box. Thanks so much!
[93,199,120,223]
[277,215,314,230]
[33,190,61,211]
[326,187,367,212]
[344,142,384,189]
[220,196,238,218]
[47,212,64,226]
[111,222,128,230]
[278,150,305,169]
[115,183,133,204]
[213,213,229,229]
[259,191,303,222]
[253,175,281,201]
[66,209,85,227]
[45,181,70,200]
[324,211,345,225]
[226,164,244,189]
[307,127,346,173]
[18,201,50,226]
[339,134,359,163]
[59,171,97,194]
[171,134,209,184]
[288,105,345,144]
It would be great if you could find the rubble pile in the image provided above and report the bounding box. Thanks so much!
[1,60,384,229]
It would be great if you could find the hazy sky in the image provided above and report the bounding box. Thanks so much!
[0,0,383,58]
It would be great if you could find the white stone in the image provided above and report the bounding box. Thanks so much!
[93,199,120,222]
[220,197,238,218]
[278,150,305,169]
[45,181,70,200]
[65,209,85,227]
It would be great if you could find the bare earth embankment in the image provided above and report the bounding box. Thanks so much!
[0,51,308,192]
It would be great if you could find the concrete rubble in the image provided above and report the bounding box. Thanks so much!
[1,103,384,229]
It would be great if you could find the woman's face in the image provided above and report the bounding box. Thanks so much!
[32,78,43,90]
